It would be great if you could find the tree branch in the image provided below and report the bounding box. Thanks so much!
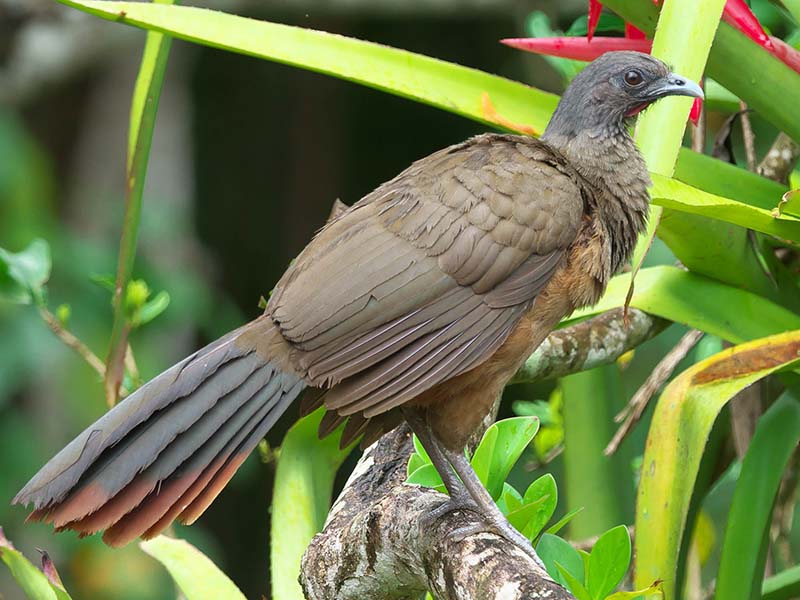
[511,307,668,384]
[301,425,572,600]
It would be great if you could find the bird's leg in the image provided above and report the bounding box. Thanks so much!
[403,408,546,569]
[442,446,547,570]
[402,408,471,505]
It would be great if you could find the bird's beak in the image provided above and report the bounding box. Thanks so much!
[644,73,704,101]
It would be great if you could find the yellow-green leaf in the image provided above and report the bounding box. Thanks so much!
[634,330,800,598]
[140,535,246,600]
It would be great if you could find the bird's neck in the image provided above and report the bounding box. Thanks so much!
[543,126,651,274]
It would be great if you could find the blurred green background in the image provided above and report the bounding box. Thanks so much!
[2,0,795,598]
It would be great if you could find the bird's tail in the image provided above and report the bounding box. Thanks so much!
[13,315,306,547]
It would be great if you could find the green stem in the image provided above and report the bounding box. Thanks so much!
[104,0,174,405]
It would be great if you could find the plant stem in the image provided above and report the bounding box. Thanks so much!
[104,0,174,406]
[38,307,106,379]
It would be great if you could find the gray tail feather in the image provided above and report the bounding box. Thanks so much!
[13,316,306,545]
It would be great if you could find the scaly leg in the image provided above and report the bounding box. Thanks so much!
[402,408,470,504]
[403,408,546,569]
[443,446,546,569]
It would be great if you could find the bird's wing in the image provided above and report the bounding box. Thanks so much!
[268,134,585,417]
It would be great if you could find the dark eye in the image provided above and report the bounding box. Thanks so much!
[624,70,644,86]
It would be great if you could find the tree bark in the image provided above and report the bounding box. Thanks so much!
[300,425,572,600]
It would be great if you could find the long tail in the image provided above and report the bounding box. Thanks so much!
[13,316,306,547]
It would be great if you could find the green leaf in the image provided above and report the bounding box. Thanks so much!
[587,525,631,600]
[497,482,524,514]
[714,392,800,600]
[513,473,557,541]
[650,174,800,243]
[135,289,170,326]
[406,464,446,494]
[0,527,71,600]
[506,495,549,538]
[140,535,246,600]
[762,564,800,600]
[567,266,800,345]
[406,450,430,478]
[0,239,51,304]
[634,330,800,598]
[270,408,354,600]
[546,507,585,537]
[558,562,593,600]
[537,533,585,591]
[469,416,539,499]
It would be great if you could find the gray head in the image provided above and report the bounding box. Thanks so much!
[542,51,703,140]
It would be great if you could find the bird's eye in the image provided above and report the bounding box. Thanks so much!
[623,70,644,86]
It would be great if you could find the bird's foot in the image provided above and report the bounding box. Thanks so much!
[423,495,546,571]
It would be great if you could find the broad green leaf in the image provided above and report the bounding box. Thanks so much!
[762,564,800,600]
[406,450,429,478]
[270,409,353,600]
[567,266,800,344]
[0,528,70,600]
[497,482,524,515]
[516,473,558,541]
[634,330,800,598]
[715,392,800,600]
[470,416,539,499]
[546,507,585,537]
[0,239,51,304]
[558,563,593,600]
[406,464,446,493]
[587,525,631,600]
[506,495,549,539]
[140,535,245,600]
[537,533,585,591]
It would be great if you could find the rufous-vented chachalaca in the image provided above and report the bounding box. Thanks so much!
[15,52,701,558]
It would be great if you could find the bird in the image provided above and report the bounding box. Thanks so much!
[14,51,702,556]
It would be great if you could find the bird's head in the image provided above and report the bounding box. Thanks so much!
[543,51,703,141]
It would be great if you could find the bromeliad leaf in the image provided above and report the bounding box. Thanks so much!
[140,535,246,600]
[635,330,800,596]
[0,239,51,304]
[714,391,800,600]
[567,266,800,344]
